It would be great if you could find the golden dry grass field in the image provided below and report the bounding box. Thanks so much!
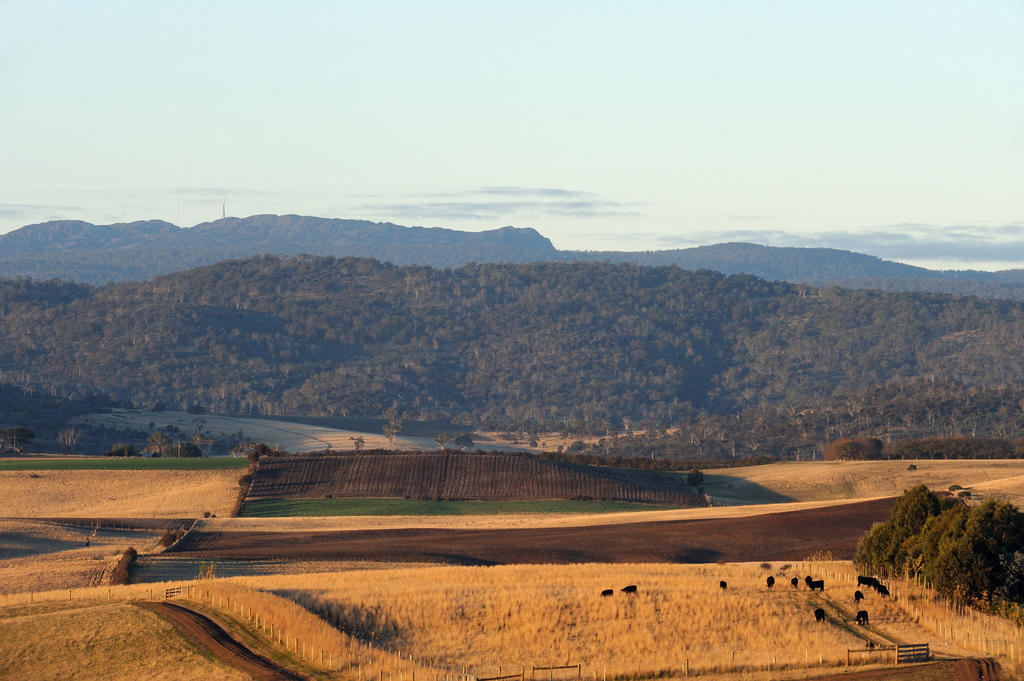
[0,600,249,681]
[0,468,240,518]
[73,409,433,452]
[0,520,163,594]
[6,562,1024,681]
[74,408,533,453]
[703,459,1024,505]
[218,563,955,677]
[172,562,1024,679]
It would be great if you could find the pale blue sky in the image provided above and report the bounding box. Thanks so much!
[2,1,1022,269]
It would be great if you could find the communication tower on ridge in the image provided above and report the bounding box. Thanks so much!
[222,198,226,220]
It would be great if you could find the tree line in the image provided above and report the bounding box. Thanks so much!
[856,486,1024,612]
[3,256,1024,452]
[825,436,1024,461]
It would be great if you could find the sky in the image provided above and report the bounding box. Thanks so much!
[1,1,1022,270]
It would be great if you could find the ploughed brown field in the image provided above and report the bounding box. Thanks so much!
[249,452,705,505]
[169,496,894,564]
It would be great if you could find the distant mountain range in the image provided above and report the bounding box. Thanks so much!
[2,214,1022,298]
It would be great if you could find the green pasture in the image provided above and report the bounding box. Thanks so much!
[241,498,678,517]
[0,457,248,471]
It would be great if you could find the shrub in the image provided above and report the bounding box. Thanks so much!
[686,468,704,486]
[109,547,138,585]
[888,437,1014,460]
[104,443,136,457]
[231,468,255,517]
[159,527,187,547]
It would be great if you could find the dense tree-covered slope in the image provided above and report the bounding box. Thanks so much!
[2,256,1023,433]
[2,215,1022,299]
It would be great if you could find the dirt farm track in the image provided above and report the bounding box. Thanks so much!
[140,601,303,681]
[169,497,895,564]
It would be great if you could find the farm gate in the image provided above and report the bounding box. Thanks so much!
[530,664,581,680]
[896,643,929,663]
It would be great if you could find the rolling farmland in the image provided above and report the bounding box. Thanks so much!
[247,453,704,506]
[0,600,250,681]
[170,497,895,564]
[0,467,241,518]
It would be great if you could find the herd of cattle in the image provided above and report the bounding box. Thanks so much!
[600,573,892,630]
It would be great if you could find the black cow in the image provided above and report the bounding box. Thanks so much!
[621,584,638,594]
[875,583,890,598]
[805,575,814,587]
[814,608,825,623]
[600,589,614,597]
[866,641,875,650]
[857,575,878,588]
[856,610,869,625]
[809,579,825,592]
[719,581,728,590]
[791,577,799,588]
[854,590,864,603]
[766,576,775,589]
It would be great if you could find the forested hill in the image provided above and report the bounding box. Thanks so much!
[0,215,557,282]
[2,215,1022,300]
[2,256,1023,430]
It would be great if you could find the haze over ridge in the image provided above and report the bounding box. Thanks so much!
[2,215,1023,301]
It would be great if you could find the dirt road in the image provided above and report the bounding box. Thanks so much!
[141,601,305,681]
[805,658,1001,681]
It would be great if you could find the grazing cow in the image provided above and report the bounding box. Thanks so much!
[857,575,878,588]
[766,576,775,589]
[719,581,728,590]
[791,577,799,588]
[875,584,890,598]
[814,608,825,623]
[621,584,638,594]
[854,590,864,603]
[600,589,614,597]
[809,579,825,592]
[856,610,869,625]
